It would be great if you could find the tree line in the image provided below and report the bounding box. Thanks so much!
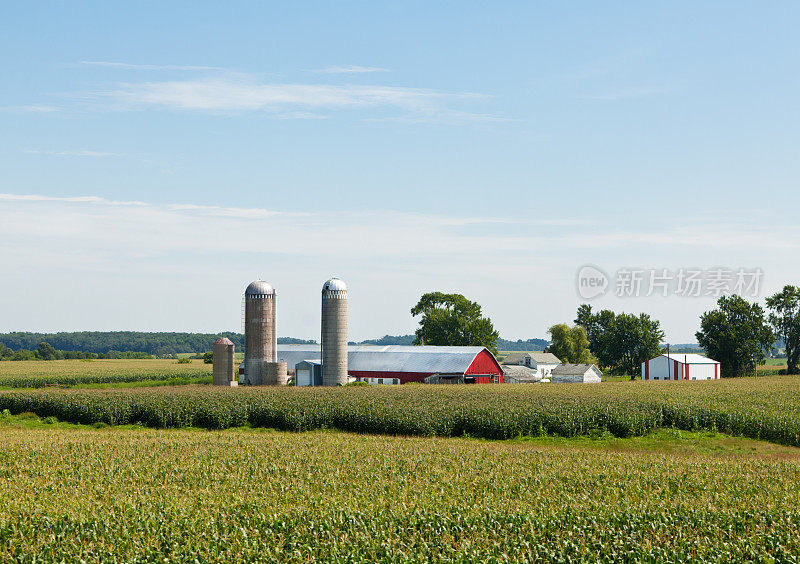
[0,332,316,357]
[0,341,153,361]
[408,286,800,379]
[545,285,800,378]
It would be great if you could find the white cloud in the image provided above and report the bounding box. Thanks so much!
[0,193,146,206]
[313,65,389,74]
[2,193,795,341]
[26,150,123,158]
[2,104,62,113]
[79,61,223,71]
[95,77,481,114]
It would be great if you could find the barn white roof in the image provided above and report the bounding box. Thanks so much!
[273,344,496,374]
[660,353,719,364]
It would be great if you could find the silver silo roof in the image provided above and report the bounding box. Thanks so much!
[322,278,347,292]
[245,280,275,296]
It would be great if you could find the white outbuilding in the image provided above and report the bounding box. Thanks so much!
[641,353,720,381]
[550,364,602,383]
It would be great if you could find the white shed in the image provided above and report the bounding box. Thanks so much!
[550,364,602,383]
[641,353,720,381]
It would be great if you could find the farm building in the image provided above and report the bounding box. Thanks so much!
[240,344,504,385]
[501,364,541,384]
[501,352,561,379]
[550,364,602,383]
[641,353,720,381]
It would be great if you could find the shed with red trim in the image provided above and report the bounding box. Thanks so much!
[641,353,720,381]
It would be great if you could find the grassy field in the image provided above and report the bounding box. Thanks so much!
[2,375,799,446]
[0,416,797,562]
[0,358,211,388]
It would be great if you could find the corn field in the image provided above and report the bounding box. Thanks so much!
[0,425,797,562]
[0,359,210,388]
[1,375,799,445]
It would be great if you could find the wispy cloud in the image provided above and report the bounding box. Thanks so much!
[312,65,389,74]
[166,203,309,219]
[577,85,667,101]
[367,110,513,125]
[0,193,146,206]
[25,150,123,158]
[79,60,223,71]
[92,77,484,116]
[1,105,61,113]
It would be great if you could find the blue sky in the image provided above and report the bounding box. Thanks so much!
[1,2,799,342]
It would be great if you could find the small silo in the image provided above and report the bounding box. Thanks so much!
[212,337,237,386]
[321,277,348,386]
[244,280,276,385]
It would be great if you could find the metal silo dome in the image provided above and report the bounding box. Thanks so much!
[322,278,347,292]
[245,280,275,296]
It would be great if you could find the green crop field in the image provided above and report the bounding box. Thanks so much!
[0,358,211,388]
[2,375,800,446]
[0,417,798,562]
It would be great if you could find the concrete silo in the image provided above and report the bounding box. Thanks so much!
[321,278,348,386]
[212,337,237,386]
[244,280,276,386]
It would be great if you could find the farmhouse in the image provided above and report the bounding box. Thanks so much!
[641,353,720,381]
[241,344,504,385]
[501,352,561,379]
[550,364,602,383]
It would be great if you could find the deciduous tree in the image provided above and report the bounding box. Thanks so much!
[766,285,800,374]
[411,292,499,355]
[696,295,774,378]
[547,324,594,364]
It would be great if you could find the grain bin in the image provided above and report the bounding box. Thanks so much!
[321,278,348,386]
[244,280,276,385]
[212,337,237,386]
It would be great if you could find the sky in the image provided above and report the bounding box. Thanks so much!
[1,1,799,343]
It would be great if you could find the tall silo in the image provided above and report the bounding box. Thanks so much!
[321,278,348,386]
[244,280,276,385]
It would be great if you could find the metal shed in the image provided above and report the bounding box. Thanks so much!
[641,353,720,381]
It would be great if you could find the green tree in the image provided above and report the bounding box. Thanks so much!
[696,295,774,378]
[411,292,499,355]
[575,305,615,356]
[576,306,664,378]
[202,351,214,364]
[0,343,11,360]
[36,341,58,361]
[547,324,594,364]
[765,285,800,374]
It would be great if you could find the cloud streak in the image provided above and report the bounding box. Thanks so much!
[26,150,124,158]
[79,61,223,71]
[313,65,389,74]
[95,77,483,114]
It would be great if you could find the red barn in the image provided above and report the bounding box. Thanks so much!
[242,344,504,384]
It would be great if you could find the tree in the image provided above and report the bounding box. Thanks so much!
[0,343,11,360]
[411,292,499,354]
[575,305,615,356]
[36,341,58,361]
[202,351,214,364]
[547,324,594,364]
[575,306,664,378]
[766,285,800,374]
[696,295,774,378]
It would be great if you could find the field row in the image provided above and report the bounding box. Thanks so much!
[1,376,798,445]
[0,359,210,388]
[0,425,797,562]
